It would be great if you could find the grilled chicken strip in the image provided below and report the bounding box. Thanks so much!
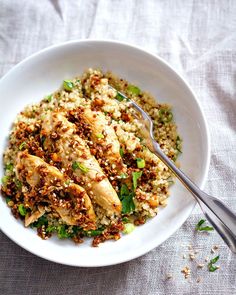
[16,151,96,229]
[41,111,122,215]
[78,108,125,172]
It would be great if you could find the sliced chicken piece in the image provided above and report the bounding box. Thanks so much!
[16,151,96,229]
[41,111,121,215]
[79,108,125,172]
[25,205,45,227]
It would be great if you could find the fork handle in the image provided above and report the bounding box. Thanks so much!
[151,140,236,253]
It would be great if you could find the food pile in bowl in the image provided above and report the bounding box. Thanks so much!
[1,68,181,246]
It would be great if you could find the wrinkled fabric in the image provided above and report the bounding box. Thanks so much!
[0,1,235,294]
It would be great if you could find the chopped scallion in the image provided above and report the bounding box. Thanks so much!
[18,204,27,216]
[127,85,141,95]
[136,158,145,169]
[96,133,104,139]
[19,141,27,150]
[63,80,74,92]
[72,161,89,173]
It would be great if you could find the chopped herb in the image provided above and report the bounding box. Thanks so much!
[64,180,70,186]
[116,92,126,102]
[138,136,144,142]
[19,141,27,150]
[5,163,13,171]
[5,197,11,204]
[45,94,53,102]
[119,147,124,157]
[57,225,71,239]
[15,179,22,189]
[122,217,129,223]
[76,79,81,83]
[96,133,104,139]
[119,183,135,214]
[18,204,27,216]
[176,135,182,153]
[127,84,140,95]
[72,161,89,173]
[208,255,220,272]
[120,172,128,179]
[1,175,9,185]
[196,219,214,232]
[132,171,142,190]
[84,227,105,237]
[159,108,173,123]
[40,135,46,148]
[136,158,145,169]
[63,80,74,92]
[32,215,48,228]
[46,225,57,233]
[123,223,135,234]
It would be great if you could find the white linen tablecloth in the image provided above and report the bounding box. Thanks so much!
[0,1,235,294]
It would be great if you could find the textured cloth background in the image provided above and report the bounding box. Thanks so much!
[0,0,235,294]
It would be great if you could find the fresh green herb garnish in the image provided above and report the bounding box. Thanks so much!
[176,135,182,153]
[127,85,141,96]
[119,183,135,214]
[46,225,57,233]
[1,175,9,185]
[15,179,22,189]
[122,217,129,223]
[57,225,71,239]
[208,255,220,272]
[96,133,104,139]
[116,92,125,102]
[19,141,27,150]
[132,171,142,190]
[119,147,124,157]
[5,163,13,171]
[159,108,173,123]
[18,204,27,216]
[120,172,128,179]
[72,161,89,173]
[40,135,46,148]
[196,219,214,232]
[136,158,145,169]
[84,227,105,237]
[45,94,53,102]
[32,215,48,228]
[63,80,74,92]
[123,223,135,234]
[5,197,11,204]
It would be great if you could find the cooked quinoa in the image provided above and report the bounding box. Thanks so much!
[1,68,182,246]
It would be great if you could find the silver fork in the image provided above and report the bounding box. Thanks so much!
[112,87,236,253]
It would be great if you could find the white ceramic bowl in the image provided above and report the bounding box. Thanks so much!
[0,40,210,267]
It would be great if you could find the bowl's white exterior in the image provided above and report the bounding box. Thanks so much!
[0,40,210,267]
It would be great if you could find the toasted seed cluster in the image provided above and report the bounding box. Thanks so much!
[1,68,181,246]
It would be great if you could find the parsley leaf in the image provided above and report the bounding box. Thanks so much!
[196,219,214,232]
[208,255,220,272]
[119,184,135,214]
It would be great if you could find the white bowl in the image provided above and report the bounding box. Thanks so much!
[0,40,210,267]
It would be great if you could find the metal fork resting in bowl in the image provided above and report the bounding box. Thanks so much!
[111,86,236,253]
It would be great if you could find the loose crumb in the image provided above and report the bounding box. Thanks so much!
[166,273,173,280]
[196,278,201,283]
[181,266,191,279]
[197,263,205,269]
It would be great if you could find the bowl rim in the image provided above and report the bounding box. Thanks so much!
[0,39,211,267]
